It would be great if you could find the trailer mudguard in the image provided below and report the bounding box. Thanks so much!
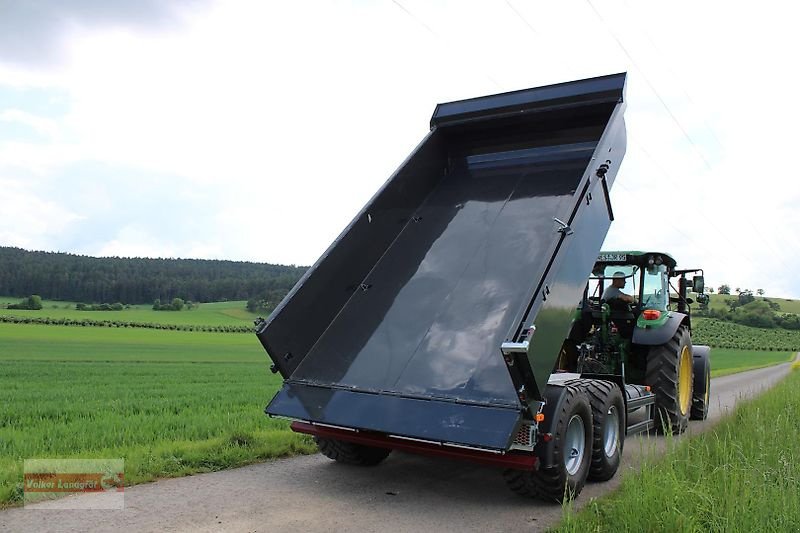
[632,312,688,346]
[533,380,578,469]
[258,73,628,450]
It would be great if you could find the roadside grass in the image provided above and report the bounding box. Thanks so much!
[708,348,795,377]
[0,324,315,508]
[0,297,260,326]
[556,368,800,532]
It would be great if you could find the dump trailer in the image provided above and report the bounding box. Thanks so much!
[256,73,688,501]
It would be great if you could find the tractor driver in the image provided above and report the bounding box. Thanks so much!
[602,271,635,304]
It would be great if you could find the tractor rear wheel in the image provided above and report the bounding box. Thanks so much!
[691,347,711,420]
[579,380,625,481]
[503,384,592,503]
[314,437,392,466]
[646,326,693,434]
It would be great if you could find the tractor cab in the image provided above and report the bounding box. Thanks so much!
[588,251,676,321]
[562,251,706,383]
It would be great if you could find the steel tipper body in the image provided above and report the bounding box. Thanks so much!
[257,73,629,500]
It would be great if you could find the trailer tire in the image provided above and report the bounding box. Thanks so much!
[691,346,711,420]
[314,437,391,466]
[504,384,592,503]
[646,326,693,434]
[579,380,625,482]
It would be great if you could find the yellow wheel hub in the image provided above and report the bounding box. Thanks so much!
[678,346,692,416]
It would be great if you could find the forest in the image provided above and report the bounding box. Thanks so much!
[0,247,306,305]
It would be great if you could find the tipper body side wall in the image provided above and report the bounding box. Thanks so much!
[258,73,628,450]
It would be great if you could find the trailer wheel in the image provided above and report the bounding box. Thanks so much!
[503,384,592,503]
[646,326,693,434]
[690,347,711,420]
[314,437,391,466]
[579,380,625,481]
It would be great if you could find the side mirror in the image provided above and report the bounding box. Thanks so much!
[696,294,710,305]
[692,275,705,294]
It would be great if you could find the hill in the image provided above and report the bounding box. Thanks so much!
[707,293,800,314]
[0,247,306,305]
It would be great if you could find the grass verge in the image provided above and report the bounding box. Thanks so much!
[555,367,800,532]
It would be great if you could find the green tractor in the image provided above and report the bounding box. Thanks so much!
[557,251,711,435]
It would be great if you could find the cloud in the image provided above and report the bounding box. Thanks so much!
[0,0,799,297]
[0,0,209,67]
[0,177,84,250]
[0,109,60,139]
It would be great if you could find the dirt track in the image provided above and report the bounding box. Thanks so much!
[2,357,796,533]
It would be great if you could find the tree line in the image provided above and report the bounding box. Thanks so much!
[0,247,306,305]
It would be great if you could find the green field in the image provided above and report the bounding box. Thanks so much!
[557,367,800,532]
[0,297,261,326]
[693,317,800,351]
[0,323,315,507]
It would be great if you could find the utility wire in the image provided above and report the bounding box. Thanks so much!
[629,139,766,273]
[390,0,438,38]
[586,0,791,274]
[504,0,538,36]
[584,0,713,171]
[389,0,502,90]
[621,0,724,151]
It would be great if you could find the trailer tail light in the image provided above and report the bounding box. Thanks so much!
[642,309,661,320]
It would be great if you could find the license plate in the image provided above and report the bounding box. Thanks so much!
[597,253,627,262]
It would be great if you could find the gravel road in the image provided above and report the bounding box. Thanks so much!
[3,357,796,533]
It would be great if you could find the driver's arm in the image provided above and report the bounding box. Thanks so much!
[619,293,635,304]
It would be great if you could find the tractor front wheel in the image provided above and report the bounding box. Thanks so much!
[646,326,693,434]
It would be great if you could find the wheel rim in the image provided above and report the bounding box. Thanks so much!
[603,406,619,457]
[678,346,692,416]
[564,414,586,475]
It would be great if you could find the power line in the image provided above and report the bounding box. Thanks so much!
[389,0,502,90]
[389,0,438,38]
[620,0,724,152]
[504,0,538,36]
[584,0,714,172]
[585,0,792,274]
[629,139,770,273]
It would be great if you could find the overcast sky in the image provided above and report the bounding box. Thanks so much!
[1,0,798,297]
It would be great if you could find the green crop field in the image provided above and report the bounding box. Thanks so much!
[693,317,800,351]
[557,367,800,532]
[0,296,261,326]
[0,323,315,507]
